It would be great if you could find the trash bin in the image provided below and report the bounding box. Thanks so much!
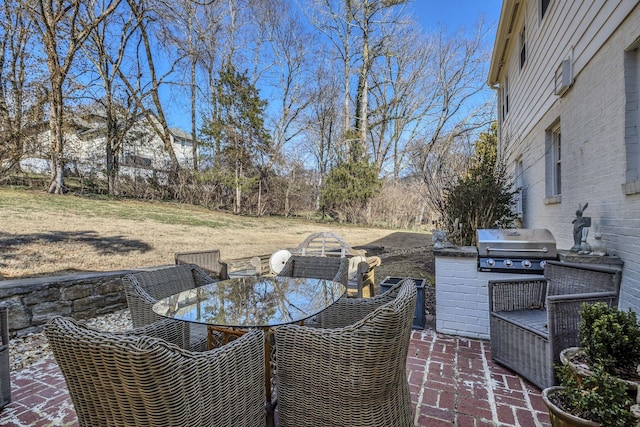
[380,277,426,330]
[0,306,10,410]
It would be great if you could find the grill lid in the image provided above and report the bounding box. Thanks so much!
[477,229,557,259]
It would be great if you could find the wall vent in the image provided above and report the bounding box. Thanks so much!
[554,59,573,96]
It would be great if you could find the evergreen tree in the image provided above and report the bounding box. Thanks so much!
[201,63,271,214]
[321,131,381,223]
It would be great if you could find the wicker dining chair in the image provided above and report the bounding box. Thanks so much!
[123,264,216,351]
[174,249,229,280]
[305,276,408,329]
[274,278,417,427]
[44,316,265,427]
[277,255,349,286]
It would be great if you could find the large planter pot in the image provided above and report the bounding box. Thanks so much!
[542,386,601,427]
[560,347,640,402]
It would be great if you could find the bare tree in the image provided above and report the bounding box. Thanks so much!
[367,24,435,180]
[0,0,45,178]
[302,63,343,211]
[414,22,494,170]
[116,0,183,175]
[351,0,407,148]
[253,0,314,159]
[308,0,407,157]
[160,0,224,172]
[82,2,141,195]
[24,0,121,194]
[307,0,355,136]
[367,19,495,226]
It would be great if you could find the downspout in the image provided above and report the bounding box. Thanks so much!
[489,80,502,152]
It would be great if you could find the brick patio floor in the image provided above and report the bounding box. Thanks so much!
[1,328,551,426]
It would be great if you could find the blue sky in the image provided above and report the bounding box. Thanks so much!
[408,0,503,31]
[166,1,505,132]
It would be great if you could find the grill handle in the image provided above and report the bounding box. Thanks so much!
[485,247,549,253]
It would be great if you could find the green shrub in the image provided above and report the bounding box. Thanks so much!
[579,302,640,372]
[553,364,637,426]
[439,122,519,246]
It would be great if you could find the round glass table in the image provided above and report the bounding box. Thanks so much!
[152,276,346,328]
[152,275,346,425]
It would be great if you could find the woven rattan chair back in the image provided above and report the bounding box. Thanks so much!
[307,276,407,328]
[545,260,621,297]
[274,278,417,427]
[123,264,212,328]
[174,249,229,279]
[123,265,214,351]
[278,255,349,286]
[44,317,266,427]
[293,232,380,298]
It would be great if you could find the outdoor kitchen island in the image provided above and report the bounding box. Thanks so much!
[434,229,557,340]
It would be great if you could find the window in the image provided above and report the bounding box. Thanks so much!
[123,153,152,168]
[545,121,562,201]
[520,27,526,68]
[540,0,551,19]
[502,75,510,119]
[624,39,640,194]
[553,128,561,195]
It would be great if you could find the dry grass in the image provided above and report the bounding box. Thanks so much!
[0,188,432,280]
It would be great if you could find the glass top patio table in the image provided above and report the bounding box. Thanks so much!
[151,276,346,328]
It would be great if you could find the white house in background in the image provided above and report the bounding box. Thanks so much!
[22,112,196,178]
[488,0,640,311]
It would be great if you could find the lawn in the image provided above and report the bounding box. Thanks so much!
[0,188,433,280]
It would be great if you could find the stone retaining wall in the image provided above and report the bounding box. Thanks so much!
[0,267,168,337]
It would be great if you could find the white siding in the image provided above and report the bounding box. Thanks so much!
[500,1,635,150]
[23,117,197,177]
[491,1,640,311]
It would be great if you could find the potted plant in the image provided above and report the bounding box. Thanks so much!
[560,302,640,388]
[543,364,637,426]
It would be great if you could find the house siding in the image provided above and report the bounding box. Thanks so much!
[490,0,640,311]
[23,117,196,178]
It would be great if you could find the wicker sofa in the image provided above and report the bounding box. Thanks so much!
[488,260,621,389]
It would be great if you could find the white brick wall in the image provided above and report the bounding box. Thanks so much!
[435,253,541,339]
[501,5,640,313]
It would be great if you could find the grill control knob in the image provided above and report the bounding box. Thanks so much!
[540,260,547,269]
[521,260,532,268]
[503,259,512,267]
[486,258,495,266]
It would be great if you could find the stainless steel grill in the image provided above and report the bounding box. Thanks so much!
[477,229,557,273]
